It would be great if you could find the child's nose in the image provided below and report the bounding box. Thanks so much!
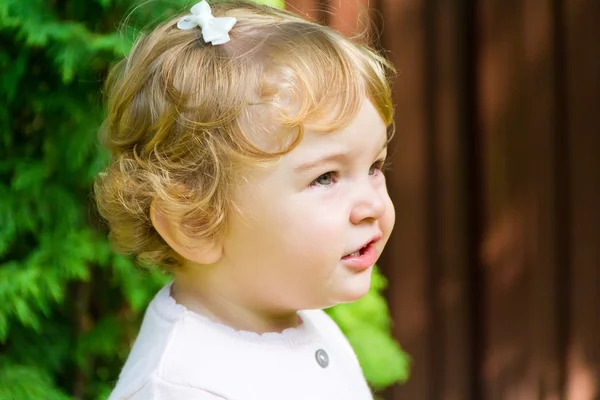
[349,184,386,224]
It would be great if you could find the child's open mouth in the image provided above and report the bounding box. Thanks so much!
[342,243,370,259]
[341,240,379,270]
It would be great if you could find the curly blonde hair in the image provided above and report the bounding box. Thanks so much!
[94,0,395,270]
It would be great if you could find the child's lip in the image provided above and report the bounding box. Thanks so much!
[342,233,383,258]
[340,243,378,270]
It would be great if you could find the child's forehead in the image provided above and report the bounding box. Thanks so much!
[274,100,387,164]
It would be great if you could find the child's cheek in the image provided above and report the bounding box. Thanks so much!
[381,195,396,237]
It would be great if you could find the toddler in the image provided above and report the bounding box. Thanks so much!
[95,1,396,399]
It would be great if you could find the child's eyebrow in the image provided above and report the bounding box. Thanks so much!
[294,152,350,172]
[294,140,388,173]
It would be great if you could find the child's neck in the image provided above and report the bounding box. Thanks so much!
[171,272,301,334]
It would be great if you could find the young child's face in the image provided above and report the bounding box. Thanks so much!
[219,98,395,310]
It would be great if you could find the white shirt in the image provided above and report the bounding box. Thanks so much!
[108,282,373,400]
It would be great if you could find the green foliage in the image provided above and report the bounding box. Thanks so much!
[0,0,408,398]
[0,362,71,400]
[251,0,286,8]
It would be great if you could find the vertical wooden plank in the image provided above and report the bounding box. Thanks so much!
[379,0,432,399]
[522,0,563,398]
[564,0,600,398]
[432,0,472,398]
[476,0,539,399]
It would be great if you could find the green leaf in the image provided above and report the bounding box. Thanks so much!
[0,362,71,400]
[251,0,285,9]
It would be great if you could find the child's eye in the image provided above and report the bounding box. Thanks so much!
[310,172,337,187]
[369,159,388,176]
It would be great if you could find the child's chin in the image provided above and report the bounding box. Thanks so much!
[335,276,373,304]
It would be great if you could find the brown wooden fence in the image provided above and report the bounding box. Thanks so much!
[287,1,600,399]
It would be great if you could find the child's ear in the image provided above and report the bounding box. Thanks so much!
[150,200,223,265]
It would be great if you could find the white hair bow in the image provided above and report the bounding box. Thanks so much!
[177,1,237,45]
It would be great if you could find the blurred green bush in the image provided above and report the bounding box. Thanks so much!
[0,0,409,398]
